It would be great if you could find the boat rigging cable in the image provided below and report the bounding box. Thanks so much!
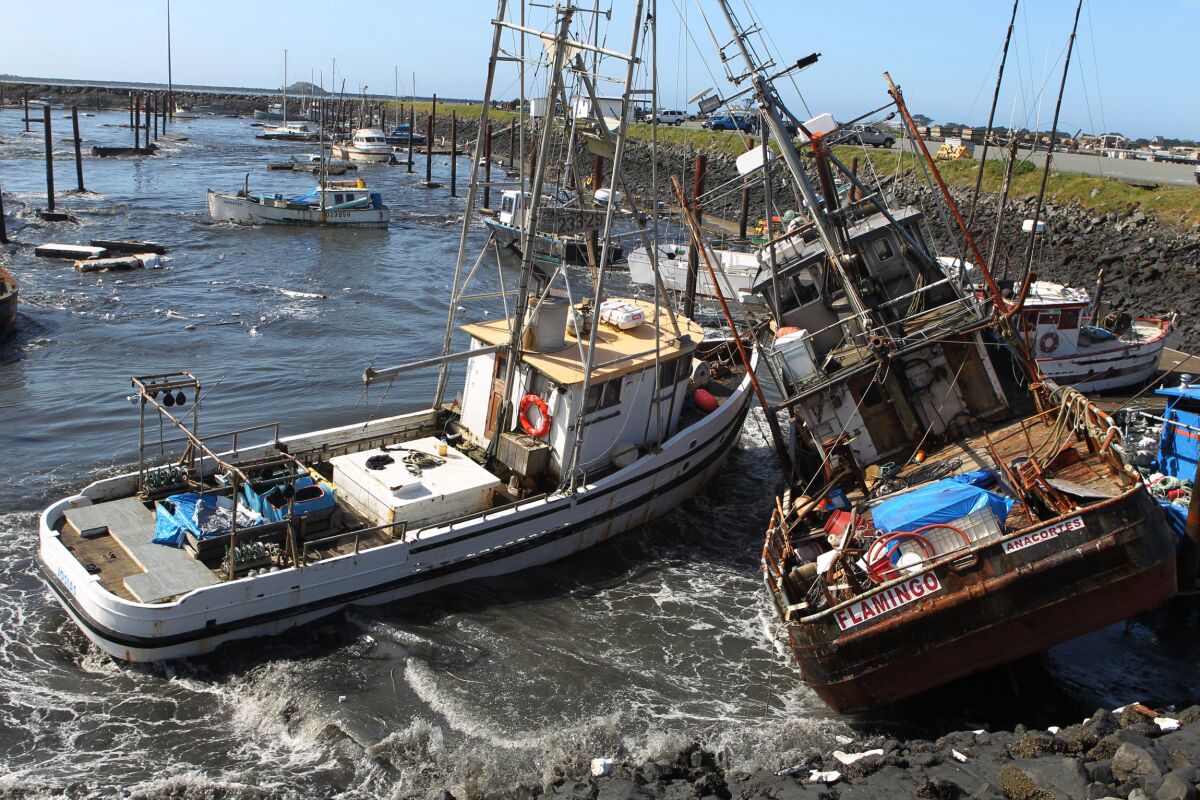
[966,0,1020,235]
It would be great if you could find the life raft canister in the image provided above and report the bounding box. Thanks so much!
[519,394,552,438]
[1039,330,1060,354]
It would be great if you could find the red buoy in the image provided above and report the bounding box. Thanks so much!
[693,388,719,413]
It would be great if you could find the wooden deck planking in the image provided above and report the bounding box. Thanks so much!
[64,498,221,603]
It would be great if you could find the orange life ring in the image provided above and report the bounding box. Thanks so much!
[1038,330,1060,354]
[519,394,552,438]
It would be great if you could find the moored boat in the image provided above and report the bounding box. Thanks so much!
[41,1,757,664]
[628,242,761,300]
[333,128,396,164]
[207,179,389,227]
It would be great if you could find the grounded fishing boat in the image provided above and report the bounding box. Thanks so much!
[333,128,396,164]
[40,1,755,662]
[0,267,17,335]
[700,0,1178,711]
[207,179,389,227]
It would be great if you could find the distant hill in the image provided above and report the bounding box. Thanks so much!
[285,81,326,96]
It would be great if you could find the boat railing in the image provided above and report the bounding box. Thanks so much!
[300,519,407,564]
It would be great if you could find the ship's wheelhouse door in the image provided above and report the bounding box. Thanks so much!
[941,341,998,417]
[848,372,910,458]
[486,351,508,438]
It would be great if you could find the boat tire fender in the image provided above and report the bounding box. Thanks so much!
[519,394,552,438]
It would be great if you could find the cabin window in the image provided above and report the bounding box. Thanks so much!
[334,194,345,204]
[874,238,895,261]
[788,276,820,308]
[1039,310,1060,327]
[1059,308,1080,329]
[502,196,515,214]
[584,377,622,412]
[658,358,682,387]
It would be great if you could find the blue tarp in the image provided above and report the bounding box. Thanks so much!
[872,478,1015,534]
[152,493,213,547]
[289,188,320,205]
[1157,497,1188,543]
[950,469,997,488]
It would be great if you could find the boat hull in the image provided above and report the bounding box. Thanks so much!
[1036,318,1170,392]
[207,190,389,228]
[39,380,752,662]
[772,488,1177,713]
[0,283,16,334]
[332,145,395,164]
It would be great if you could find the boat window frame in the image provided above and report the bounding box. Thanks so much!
[1059,308,1080,330]
[584,376,623,413]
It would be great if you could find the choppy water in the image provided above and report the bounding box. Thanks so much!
[0,109,1196,799]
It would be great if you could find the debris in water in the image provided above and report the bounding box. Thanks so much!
[590,758,614,778]
[952,750,968,763]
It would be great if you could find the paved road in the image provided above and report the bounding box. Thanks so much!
[673,119,1198,188]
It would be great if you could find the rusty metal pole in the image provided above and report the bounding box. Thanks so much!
[738,137,753,240]
[683,153,707,318]
[449,111,458,197]
[71,106,85,192]
[482,121,493,209]
[42,106,55,212]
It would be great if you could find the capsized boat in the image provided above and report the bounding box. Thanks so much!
[41,2,756,663]
[333,128,396,164]
[206,179,389,227]
[704,0,1178,712]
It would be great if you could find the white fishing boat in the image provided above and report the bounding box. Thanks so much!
[1014,280,1171,392]
[257,121,320,141]
[942,258,1173,392]
[628,243,761,299]
[207,179,389,227]
[333,128,395,163]
[484,189,621,270]
[40,1,757,663]
[173,105,200,119]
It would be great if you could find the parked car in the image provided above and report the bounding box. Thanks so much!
[849,124,895,148]
[706,112,755,132]
[651,109,686,126]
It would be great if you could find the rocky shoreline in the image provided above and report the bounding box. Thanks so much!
[496,704,1200,800]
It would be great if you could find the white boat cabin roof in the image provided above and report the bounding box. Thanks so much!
[460,298,702,386]
[1022,280,1090,308]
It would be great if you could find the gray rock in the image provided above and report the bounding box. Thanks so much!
[597,779,652,800]
[1157,772,1198,800]
[1113,743,1165,782]
[1007,757,1090,800]
[1130,789,1151,800]
[1085,783,1111,799]
[549,780,595,800]
[1085,761,1114,784]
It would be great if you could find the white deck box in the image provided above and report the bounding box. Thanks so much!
[331,437,501,531]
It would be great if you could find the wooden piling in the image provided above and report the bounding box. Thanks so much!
[407,106,415,173]
[129,92,134,131]
[153,95,159,140]
[0,184,8,244]
[43,106,56,212]
[144,98,151,145]
[71,106,85,192]
[24,92,30,133]
[739,138,753,240]
[449,112,457,196]
[425,110,433,184]
[134,95,141,149]
[683,153,707,318]
[482,121,492,209]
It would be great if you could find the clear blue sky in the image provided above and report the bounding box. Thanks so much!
[1,0,1195,140]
